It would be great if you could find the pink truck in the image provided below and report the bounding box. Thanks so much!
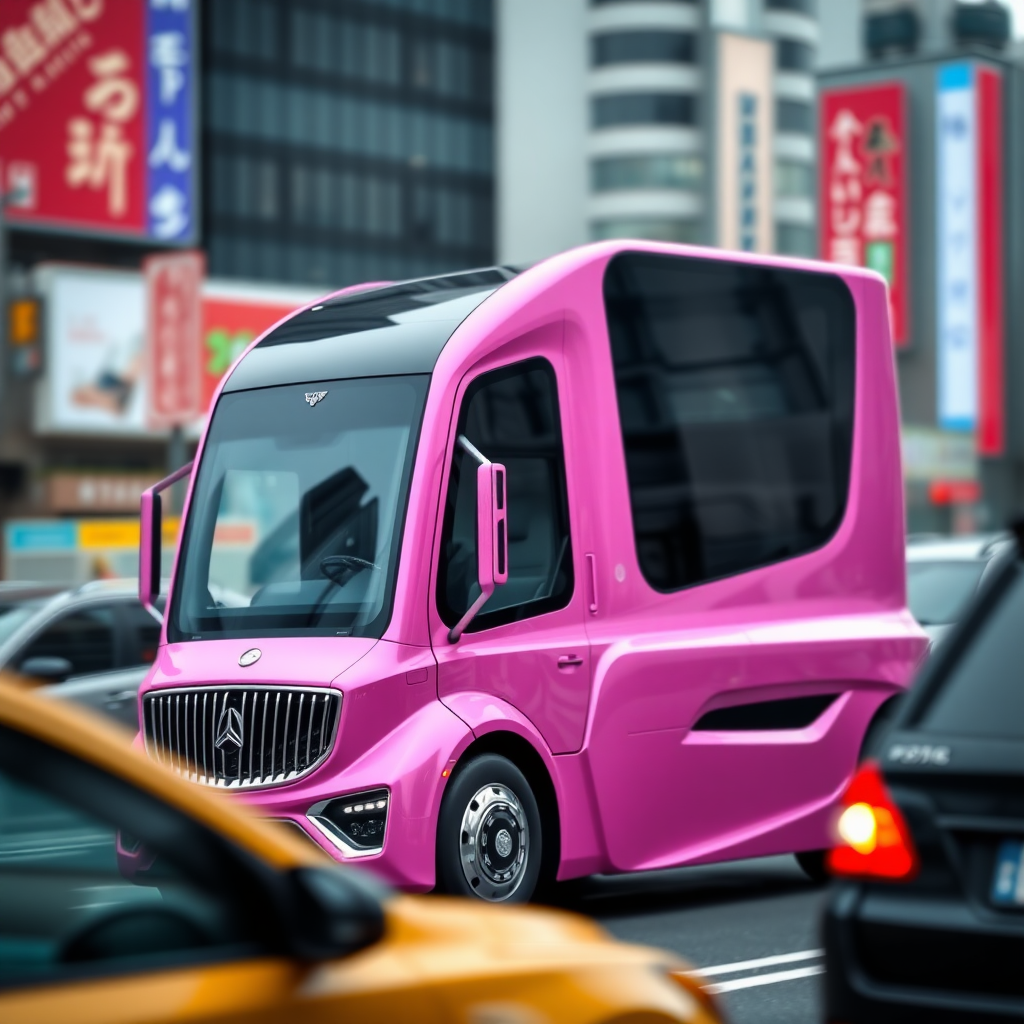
[138,241,926,902]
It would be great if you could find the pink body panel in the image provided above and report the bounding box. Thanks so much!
[141,241,926,892]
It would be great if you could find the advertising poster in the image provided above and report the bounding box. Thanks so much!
[820,81,909,347]
[38,265,149,435]
[36,265,319,436]
[145,249,205,430]
[0,0,196,243]
[199,284,319,411]
[935,62,1004,454]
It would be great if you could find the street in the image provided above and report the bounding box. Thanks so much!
[558,856,829,1024]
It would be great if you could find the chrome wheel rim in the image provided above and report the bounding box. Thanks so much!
[458,782,529,901]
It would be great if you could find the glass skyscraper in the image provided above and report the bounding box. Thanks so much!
[202,0,495,287]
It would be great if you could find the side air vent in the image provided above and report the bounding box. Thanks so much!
[692,694,838,732]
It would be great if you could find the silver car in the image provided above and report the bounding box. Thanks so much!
[0,579,163,728]
[906,533,1014,646]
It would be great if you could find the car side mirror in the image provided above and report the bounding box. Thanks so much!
[20,655,74,683]
[283,866,386,961]
[448,436,508,643]
[139,461,193,621]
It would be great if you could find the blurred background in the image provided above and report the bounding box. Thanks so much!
[0,0,1023,587]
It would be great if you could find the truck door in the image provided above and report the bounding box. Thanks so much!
[431,354,590,755]
[578,251,865,872]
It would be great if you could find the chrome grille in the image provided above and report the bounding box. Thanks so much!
[143,686,341,789]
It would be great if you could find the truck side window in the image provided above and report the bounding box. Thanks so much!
[437,358,574,631]
[604,251,855,591]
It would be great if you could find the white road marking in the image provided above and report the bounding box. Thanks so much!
[703,964,826,994]
[688,948,824,978]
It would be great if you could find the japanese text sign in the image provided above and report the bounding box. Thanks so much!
[145,249,204,429]
[0,0,196,243]
[820,82,908,347]
[935,62,1004,454]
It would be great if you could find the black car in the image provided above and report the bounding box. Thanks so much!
[823,532,1024,1022]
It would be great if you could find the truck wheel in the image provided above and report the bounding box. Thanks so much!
[436,754,542,903]
[795,849,829,883]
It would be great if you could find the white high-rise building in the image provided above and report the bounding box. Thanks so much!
[497,0,820,265]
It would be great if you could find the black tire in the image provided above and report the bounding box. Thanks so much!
[436,753,542,903]
[795,849,829,883]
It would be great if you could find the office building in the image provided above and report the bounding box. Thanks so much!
[203,0,496,286]
[498,0,820,264]
[0,0,497,577]
[817,0,1024,531]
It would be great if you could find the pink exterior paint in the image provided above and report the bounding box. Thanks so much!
[140,241,926,893]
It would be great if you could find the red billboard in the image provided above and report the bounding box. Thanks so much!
[820,82,909,347]
[145,250,204,430]
[975,66,1004,457]
[0,0,196,242]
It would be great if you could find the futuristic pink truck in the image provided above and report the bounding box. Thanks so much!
[138,241,926,902]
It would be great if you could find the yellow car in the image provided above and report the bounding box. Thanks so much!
[0,679,722,1024]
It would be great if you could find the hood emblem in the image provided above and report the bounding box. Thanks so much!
[305,391,328,407]
[214,706,245,752]
[238,648,261,667]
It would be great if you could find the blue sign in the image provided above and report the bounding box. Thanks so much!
[145,0,196,242]
[5,521,77,553]
[936,62,977,432]
[738,93,757,252]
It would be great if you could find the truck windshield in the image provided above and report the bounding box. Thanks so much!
[169,375,428,641]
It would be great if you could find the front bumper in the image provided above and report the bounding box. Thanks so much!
[824,883,1024,1023]
[227,697,472,892]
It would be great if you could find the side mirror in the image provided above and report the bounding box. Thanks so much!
[477,462,509,590]
[448,436,508,643]
[139,461,193,621]
[283,866,386,961]
[20,655,74,682]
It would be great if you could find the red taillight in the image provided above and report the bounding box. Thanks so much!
[827,761,919,881]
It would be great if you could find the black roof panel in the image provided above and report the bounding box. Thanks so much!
[223,267,517,393]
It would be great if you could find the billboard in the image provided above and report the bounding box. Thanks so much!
[716,33,774,254]
[36,264,149,435]
[935,62,1004,455]
[145,249,204,429]
[35,265,319,436]
[0,0,196,243]
[820,82,909,347]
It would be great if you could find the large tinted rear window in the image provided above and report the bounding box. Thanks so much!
[604,252,855,591]
[919,565,1024,741]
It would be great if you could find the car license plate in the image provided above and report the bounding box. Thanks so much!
[991,840,1024,907]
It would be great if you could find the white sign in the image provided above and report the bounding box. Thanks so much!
[37,266,149,436]
[936,64,977,432]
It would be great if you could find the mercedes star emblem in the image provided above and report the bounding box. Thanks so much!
[238,648,261,667]
[214,706,245,752]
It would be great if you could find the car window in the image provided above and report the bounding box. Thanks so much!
[906,560,986,625]
[0,729,264,991]
[918,564,1024,741]
[0,600,46,648]
[18,608,116,678]
[437,358,574,631]
[120,602,163,666]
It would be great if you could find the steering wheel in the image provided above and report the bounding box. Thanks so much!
[319,555,382,587]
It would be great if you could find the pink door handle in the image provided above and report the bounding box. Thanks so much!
[557,654,584,668]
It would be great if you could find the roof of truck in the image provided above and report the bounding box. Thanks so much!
[223,266,520,393]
